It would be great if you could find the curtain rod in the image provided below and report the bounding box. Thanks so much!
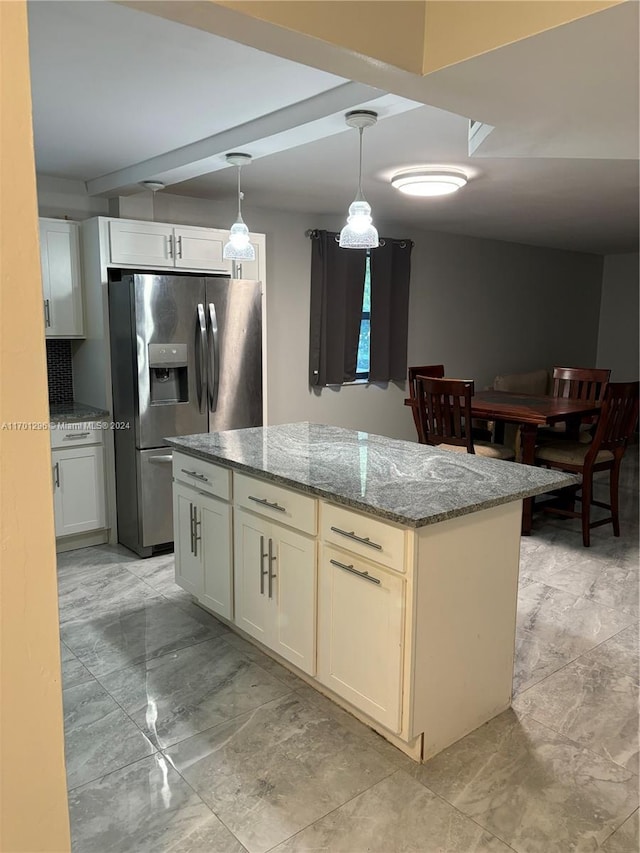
[305,229,413,249]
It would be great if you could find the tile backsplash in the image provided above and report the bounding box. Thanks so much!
[46,340,74,404]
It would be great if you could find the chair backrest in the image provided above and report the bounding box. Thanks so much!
[416,376,475,452]
[589,381,639,457]
[408,364,445,442]
[552,366,611,403]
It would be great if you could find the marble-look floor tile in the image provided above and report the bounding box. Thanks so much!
[411,710,638,853]
[124,553,179,597]
[601,808,639,852]
[586,624,639,677]
[57,563,163,625]
[63,680,155,790]
[222,631,306,692]
[513,582,635,693]
[271,770,512,852]
[68,754,245,853]
[513,640,639,773]
[533,560,638,618]
[57,543,139,575]
[166,692,396,853]
[99,636,291,749]
[61,598,223,677]
[62,652,95,690]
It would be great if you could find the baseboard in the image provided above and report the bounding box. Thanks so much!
[56,529,109,553]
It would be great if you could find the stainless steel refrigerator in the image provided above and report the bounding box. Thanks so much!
[108,271,262,557]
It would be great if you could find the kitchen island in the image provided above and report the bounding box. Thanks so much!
[167,422,577,762]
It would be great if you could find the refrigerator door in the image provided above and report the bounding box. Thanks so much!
[137,448,174,548]
[133,273,210,449]
[205,278,263,432]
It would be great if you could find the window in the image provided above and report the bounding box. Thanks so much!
[355,255,371,379]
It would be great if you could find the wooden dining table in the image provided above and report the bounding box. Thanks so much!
[405,389,601,534]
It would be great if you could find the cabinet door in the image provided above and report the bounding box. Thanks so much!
[173,483,203,597]
[174,227,231,273]
[39,219,84,337]
[232,232,265,283]
[52,446,105,537]
[109,220,173,266]
[200,492,233,620]
[234,509,270,644]
[269,525,316,675]
[317,546,405,732]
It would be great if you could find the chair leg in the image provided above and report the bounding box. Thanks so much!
[581,473,592,547]
[610,459,621,537]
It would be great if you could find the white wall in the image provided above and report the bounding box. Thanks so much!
[37,180,605,442]
[596,252,639,381]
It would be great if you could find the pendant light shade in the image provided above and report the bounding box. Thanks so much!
[339,110,379,250]
[223,153,256,262]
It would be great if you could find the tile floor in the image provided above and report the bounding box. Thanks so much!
[59,453,639,852]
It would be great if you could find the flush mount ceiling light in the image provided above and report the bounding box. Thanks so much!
[223,152,255,262]
[339,110,379,250]
[391,169,468,197]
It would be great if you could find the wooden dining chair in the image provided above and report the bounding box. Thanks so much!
[535,381,639,546]
[538,366,611,443]
[408,364,445,442]
[416,376,515,460]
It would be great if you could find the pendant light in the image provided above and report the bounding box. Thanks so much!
[223,153,255,261]
[339,110,379,250]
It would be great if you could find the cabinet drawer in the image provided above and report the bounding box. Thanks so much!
[234,473,317,536]
[172,451,231,501]
[321,502,406,572]
[50,421,103,449]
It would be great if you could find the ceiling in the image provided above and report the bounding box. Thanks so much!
[27,1,639,254]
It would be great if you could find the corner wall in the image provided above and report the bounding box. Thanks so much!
[1,8,70,852]
[596,252,640,380]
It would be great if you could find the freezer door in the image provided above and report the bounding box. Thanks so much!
[206,278,263,432]
[133,273,210,449]
[137,448,174,548]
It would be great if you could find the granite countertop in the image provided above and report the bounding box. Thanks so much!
[166,422,579,528]
[49,402,110,425]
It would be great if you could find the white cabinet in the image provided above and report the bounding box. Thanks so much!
[234,507,316,675]
[52,445,105,537]
[231,233,265,283]
[317,545,405,732]
[39,218,84,338]
[173,481,233,621]
[109,221,231,273]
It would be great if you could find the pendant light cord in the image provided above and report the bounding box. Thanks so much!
[357,127,364,198]
[236,165,243,221]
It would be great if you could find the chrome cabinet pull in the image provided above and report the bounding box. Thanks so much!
[167,234,174,258]
[268,537,276,599]
[330,526,382,551]
[330,558,381,585]
[176,235,183,258]
[248,495,286,513]
[44,299,51,328]
[64,431,90,440]
[189,503,195,555]
[53,462,60,488]
[181,468,209,482]
[193,506,201,557]
[259,535,269,594]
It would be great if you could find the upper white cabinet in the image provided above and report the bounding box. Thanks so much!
[107,219,265,281]
[39,218,84,338]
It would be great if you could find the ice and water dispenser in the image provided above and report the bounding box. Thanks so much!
[148,343,189,404]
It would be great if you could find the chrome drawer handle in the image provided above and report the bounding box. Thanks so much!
[330,558,381,585]
[181,468,209,482]
[248,495,286,513]
[330,526,382,550]
[64,431,91,439]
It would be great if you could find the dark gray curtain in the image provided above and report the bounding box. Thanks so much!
[309,230,367,386]
[369,239,412,382]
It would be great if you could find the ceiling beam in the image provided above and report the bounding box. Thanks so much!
[85,81,384,196]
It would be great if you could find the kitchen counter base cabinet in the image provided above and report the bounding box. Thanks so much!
[173,482,232,621]
[234,507,316,676]
[318,546,404,733]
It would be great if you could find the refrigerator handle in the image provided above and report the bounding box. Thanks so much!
[195,303,208,414]
[207,302,220,413]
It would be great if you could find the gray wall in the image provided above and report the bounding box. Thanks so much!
[596,253,639,381]
[37,179,605,441]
